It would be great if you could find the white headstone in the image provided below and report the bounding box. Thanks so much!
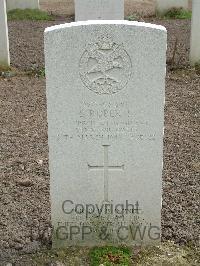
[0,0,10,67]
[6,0,40,11]
[45,20,167,247]
[156,0,188,14]
[75,0,124,21]
[190,0,200,66]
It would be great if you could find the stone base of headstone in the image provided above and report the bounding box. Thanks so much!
[6,0,40,11]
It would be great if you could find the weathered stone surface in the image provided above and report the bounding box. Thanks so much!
[75,0,124,21]
[190,0,200,65]
[45,20,167,247]
[0,0,10,67]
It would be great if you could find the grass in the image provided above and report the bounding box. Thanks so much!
[3,242,199,265]
[89,242,200,266]
[160,8,192,19]
[195,62,200,70]
[31,247,91,266]
[7,9,55,21]
[0,65,11,72]
[25,67,46,78]
[133,242,200,266]
[126,14,139,21]
[90,246,131,266]
[194,63,200,75]
[36,67,45,78]
[0,67,46,79]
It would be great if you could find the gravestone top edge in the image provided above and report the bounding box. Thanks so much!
[44,20,167,34]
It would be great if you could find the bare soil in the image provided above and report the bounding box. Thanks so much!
[0,16,199,262]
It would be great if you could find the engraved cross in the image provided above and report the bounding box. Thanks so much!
[88,145,124,202]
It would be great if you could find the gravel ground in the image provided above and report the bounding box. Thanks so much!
[0,70,199,259]
[0,77,51,259]
[0,17,199,260]
[148,18,191,67]
[162,69,200,245]
[8,19,71,71]
[8,18,190,71]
